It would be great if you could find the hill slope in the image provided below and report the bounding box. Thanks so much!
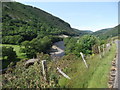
[2,2,83,44]
[92,25,119,40]
[72,28,93,36]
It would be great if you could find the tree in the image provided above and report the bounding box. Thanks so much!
[64,37,77,55]
[21,36,53,58]
[2,46,17,60]
[75,35,100,55]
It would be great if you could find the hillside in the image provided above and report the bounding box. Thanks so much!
[72,28,93,36]
[92,25,119,40]
[2,2,83,44]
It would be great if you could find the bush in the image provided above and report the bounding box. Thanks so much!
[2,46,17,60]
[75,35,100,55]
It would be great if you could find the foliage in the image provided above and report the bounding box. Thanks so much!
[2,53,59,88]
[2,46,17,60]
[59,43,116,88]
[75,35,100,55]
[2,35,23,44]
[2,43,116,88]
[64,37,78,55]
[87,44,116,88]
[1,44,26,59]
[92,25,120,40]
[64,35,100,56]
[20,35,62,58]
[2,2,82,45]
[72,28,93,36]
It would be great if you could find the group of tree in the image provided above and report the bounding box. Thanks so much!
[20,35,62,58]
[64,35,101,56]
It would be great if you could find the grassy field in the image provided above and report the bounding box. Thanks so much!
[0,44,27,69]
[58,43,116,88]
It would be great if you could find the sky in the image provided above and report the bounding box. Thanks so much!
[15,1,118,32]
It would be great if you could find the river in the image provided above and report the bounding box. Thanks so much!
[50,41,65,59]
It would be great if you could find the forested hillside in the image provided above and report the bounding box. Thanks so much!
[72,28,93,36]
[2,2,83,44]
[92,25,119,40]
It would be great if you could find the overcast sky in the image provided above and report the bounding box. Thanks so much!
[15,1,118,31]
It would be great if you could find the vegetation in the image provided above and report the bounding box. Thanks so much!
[2,2,82,45]
[58,43,116,88]
[1,1,119,89]
[2,53,59,88]
[2,46,17,60]
[92,25,120,40]
[0,44,26,69]
[0,44,26,59]
[88,44,116,88]
[2,42,116,88]
[64,35,100,56]
[72,28,93,36]
[1,46,17,69]
[21,35,62,58]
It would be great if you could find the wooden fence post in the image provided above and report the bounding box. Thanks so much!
[80,52,88,68]
[57,67,71,79]
[98,46,102,58]
[41,60,47,81]
[102,44,105,56]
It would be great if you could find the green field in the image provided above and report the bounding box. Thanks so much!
[58,43,116,88]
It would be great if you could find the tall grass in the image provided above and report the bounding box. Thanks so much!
[87,44,116,88]
[58,44,116,88]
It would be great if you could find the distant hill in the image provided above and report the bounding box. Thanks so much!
[92,25,119,40]
[72,28,93,36]
[2,2,85,44]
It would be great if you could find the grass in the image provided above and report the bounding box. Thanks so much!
[2,42,117,88]
[87,44,116,88]
[58,43,116,88]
